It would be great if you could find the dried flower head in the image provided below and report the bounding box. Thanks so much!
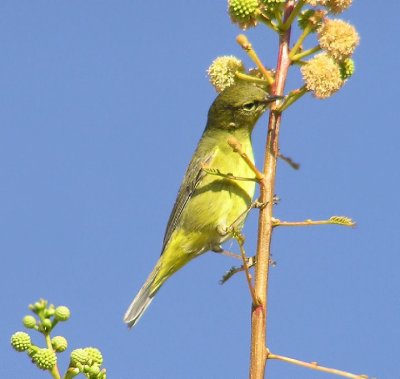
[228,0,259,29]
[305,0,326,6]
[298,9,326,31]
[301,53,344,99]
[207,56,245,92]
[326,0,352,14]
[318,19,360,61]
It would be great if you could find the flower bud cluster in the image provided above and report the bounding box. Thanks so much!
[227,0,286,29]
[301,17,358,98]
[301,6,358,99]
[11,299,107,378]
[69,347,106,378]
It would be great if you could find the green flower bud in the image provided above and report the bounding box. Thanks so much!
[30,299,47,313]
[23,315,37,329]
[52,336,68,352]
[88,364,101,375]
[70,348,89,366]
[32,348,57,370]
[45,305,55,317]
[11,331,31,352]
[339,58,355,80]
[27,345,39,357]
[228,0,259,30]
[98,369,107,379]
[84,347,103,365]
[208,55,245,93]
[55,306,71,321]
[260,0,285,19]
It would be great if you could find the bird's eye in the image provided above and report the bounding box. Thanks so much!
[242,102,257,111]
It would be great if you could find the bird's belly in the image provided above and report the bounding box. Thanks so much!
[179,176,255,252]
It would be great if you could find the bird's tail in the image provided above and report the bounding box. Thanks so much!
[123,262,162,328]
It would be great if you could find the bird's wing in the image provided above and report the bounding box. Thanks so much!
[161,149,216,253]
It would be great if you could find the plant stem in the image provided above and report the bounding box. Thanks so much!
[281,0,305,31]
[278,86,307,112]
[291,45,321,61]
[289,23,313,59]
[236,35,275,86]
[268,352,368,379]
[236,71,270,85]
[248,2,294,379]
[235,233,259,306]
[45,334,61,379]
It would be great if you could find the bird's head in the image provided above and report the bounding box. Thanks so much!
[207,83,280,131]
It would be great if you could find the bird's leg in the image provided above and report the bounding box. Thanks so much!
[212,245,243,261]
[225,199,266,235]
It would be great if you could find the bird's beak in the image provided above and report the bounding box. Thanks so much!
[264,94,284,103]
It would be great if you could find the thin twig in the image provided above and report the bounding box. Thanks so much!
[273,216,356,228]
[277,86,307,112]
[235,71,270,86]
[233,232,259,306]
[257,12,279,33]
[220,256,256,284]
[236,34,275,86]
[291,45,321,61]
[278,152,300,170]
[202,165,258,182]
[289,22,313,60]
[227,137,264,181]
[268,352,368,379]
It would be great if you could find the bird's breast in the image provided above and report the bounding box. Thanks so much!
[180,139,256,244]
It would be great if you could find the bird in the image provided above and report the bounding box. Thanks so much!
[124,82,278,327]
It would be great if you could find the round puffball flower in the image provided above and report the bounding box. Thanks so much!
[22,315,37,329]
[228,0,259,29]
[318,19,360,61]
[51,336,68,352]
[208,56,245,92]
[301,53,344,99]
[84,347,103,365]
[32,348,57,370]
[11,332,31,352]
[70,348,90,366]
[305,0,326,6]
[54,306,71,321]
[326,0,352,14]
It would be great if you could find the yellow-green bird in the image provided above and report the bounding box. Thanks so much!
[124,82,278,327]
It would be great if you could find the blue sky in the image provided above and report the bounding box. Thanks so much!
[1,1,398,378]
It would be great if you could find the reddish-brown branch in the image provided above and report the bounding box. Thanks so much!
[248,2,294,379]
